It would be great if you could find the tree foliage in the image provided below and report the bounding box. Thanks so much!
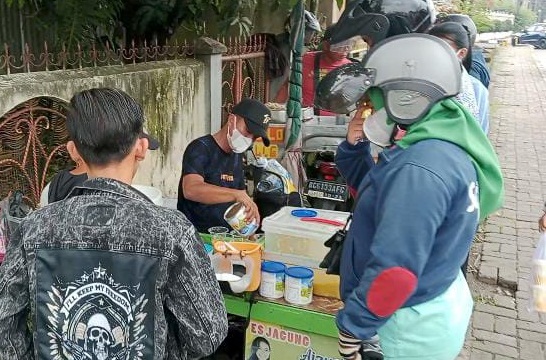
[4,0,123,50]
[46,0,123,50]
[514,7,538,29]
[2,0,319,47]
[451,0,539,32]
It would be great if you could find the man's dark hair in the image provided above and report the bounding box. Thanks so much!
[66,88,144,166]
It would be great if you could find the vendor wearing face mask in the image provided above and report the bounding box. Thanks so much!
[177,98,271,233]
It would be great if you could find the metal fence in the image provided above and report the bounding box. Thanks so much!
[0,40,196,75]
[0,2,48,63]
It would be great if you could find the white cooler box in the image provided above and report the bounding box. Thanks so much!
[262,206,351,268]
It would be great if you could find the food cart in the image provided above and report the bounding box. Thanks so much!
[202,206,350,360]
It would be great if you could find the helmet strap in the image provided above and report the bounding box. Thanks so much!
[389,124,408,145]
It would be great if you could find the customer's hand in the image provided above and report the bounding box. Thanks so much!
[346,107,367,145]
[235,190,260,224]
[339,331,383,360]
[539,213,546,232]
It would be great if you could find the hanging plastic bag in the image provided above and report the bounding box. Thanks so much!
[529,232,546,313]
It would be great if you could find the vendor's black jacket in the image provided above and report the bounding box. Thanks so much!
[0,178,228,360]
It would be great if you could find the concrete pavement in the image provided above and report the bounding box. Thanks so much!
[458,45,546,359]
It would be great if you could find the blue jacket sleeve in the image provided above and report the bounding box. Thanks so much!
[335,140,375,190]
[336,163,451,340]
[470,48,490,89]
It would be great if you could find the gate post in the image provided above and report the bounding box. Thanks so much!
[195,37,227,133]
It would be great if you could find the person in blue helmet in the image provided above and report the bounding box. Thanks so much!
[316,33,504,360]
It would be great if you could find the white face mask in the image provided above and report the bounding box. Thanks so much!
[363,108,395,148]
[227,123,253,153]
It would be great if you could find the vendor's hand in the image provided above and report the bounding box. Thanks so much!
[346,107,367,145]
[235,190,260,224]
[339,331,383,360]
[539,213,546,232]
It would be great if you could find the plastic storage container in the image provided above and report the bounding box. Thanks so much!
[259,261,286,299]
[261,206,350,268]
[284,266,314,305]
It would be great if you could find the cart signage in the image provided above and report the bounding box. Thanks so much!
[253,124,286,159]
[246,320,340,360]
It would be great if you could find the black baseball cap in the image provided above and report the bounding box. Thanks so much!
[231,98,272,146]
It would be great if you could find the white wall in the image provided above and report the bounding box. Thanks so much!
[0,59,208,201]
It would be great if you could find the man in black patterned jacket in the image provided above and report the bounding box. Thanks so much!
[0,88,227,360]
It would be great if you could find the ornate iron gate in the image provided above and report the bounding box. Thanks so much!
[0,97,70,207]
[221,35,269,125]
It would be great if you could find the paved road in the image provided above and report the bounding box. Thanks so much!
[458,45,546,360]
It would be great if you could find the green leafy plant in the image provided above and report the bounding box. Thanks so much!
[4,0,34,8]
[49,0,123,50]
[4,0,123,50]
[212,0,257,36]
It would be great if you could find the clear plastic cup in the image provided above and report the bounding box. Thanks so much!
[228,231,244,242]
[208,226,229,244]
[252,233,265,246]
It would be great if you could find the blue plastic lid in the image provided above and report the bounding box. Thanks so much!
[261,261,286,273]
[285,266,314,279]
[204,243,213,254]
[291,209,318,218]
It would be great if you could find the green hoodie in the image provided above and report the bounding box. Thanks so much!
[369,89,504,221]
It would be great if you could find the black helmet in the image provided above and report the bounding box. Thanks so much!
[316,34,461,124]
[304,10,321,32]
[437,13,477,45]
[325,0,436,46]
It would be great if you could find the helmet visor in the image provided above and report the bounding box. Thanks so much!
[315,62,376,114]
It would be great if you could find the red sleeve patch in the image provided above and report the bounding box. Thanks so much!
[366,267,417,318]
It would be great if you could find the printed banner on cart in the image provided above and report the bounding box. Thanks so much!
[245,320,340,360]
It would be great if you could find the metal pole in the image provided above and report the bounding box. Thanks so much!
[19,7,25,57]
